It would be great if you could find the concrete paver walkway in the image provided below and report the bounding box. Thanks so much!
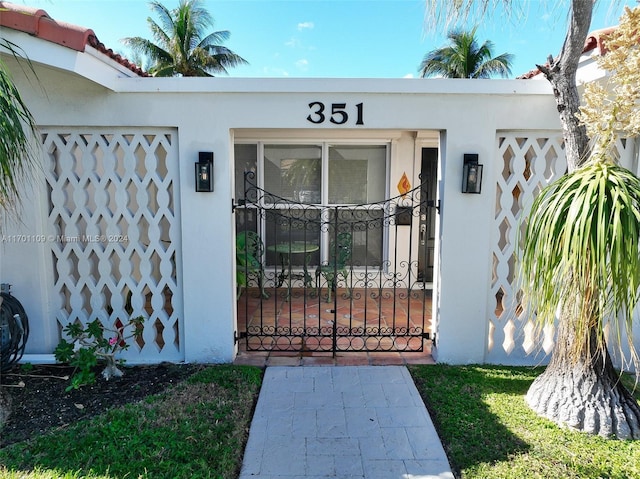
[239,366,454,479]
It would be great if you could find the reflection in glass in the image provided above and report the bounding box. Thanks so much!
[329,145,386,204]
[264,145,321,203]
[234,144,257,200]
[329,208,383,268]
[264,209,321,267]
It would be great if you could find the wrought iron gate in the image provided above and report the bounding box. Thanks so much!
[235,171,434,354]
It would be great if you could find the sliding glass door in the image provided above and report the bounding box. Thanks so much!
[235,142,388,269]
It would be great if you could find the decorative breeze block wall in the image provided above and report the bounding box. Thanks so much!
[42,129,183,362]
[489,133,635,364]
[488,132,566,363]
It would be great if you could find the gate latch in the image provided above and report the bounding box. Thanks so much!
[422,332,436,346]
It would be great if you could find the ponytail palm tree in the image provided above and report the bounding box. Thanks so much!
[520,6,640,439]
[521,159,640,438]
[122,0,247,77]
[427,0,640,439]
[419,27,513,78]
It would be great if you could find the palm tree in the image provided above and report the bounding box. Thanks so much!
[522,5,640,439]
[521,159,640,439]
[121,0,247,77]
[425,0,640,439]
[0,39,36,216]
[418,27,513,78]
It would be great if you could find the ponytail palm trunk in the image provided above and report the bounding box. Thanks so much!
[521,160,640,438]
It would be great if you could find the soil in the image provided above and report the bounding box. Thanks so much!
[0,362,204,447]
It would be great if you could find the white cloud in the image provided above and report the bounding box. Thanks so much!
[285,37,302,48]
[403,73,414,79]
[297,21,314,31]
[295,59,309,70]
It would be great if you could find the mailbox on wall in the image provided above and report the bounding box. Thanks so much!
[395,206,413,226]
[195,151,214,192]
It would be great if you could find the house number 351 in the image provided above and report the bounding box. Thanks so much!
[306,102,364,125]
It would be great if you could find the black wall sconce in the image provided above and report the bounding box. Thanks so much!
[462,153,483,194]
[195,151,214,192]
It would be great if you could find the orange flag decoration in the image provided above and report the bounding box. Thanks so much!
[397,172,411,198]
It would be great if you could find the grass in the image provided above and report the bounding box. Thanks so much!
[409,364,640,479]
[0,365,263,479]
[3,362,640,479]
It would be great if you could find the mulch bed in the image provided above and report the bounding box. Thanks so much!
[0,362,204,447]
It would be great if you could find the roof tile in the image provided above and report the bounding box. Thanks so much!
[517,26,617,80]
[0,1,148,76]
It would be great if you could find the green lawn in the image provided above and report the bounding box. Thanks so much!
[409,364,640,479]
[0,365,262,479]
[2,363,639,479]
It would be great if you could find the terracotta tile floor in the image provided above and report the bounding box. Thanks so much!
[234,287,435,367]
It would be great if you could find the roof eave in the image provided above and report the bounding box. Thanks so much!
[1,29,135,91]
[0,1,147,77]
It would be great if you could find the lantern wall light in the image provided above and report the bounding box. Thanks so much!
[195,151,214,192]
[462,153,483,194]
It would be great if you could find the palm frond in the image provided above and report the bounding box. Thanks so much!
[149,64,178,77]
[474,55,513,78]
[424,0,526,30]
[198,30,231,48]
[147,19,173,51]
[520,158,640,366]
[149,1,175,37]
[121,36,171,63]
[125,0,245,77]
[0,39,38,216]
[419,26,512,78]
[201,46,248,68]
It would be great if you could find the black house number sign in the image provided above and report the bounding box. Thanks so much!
[306,102,364,125]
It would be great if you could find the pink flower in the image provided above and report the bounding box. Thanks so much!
[109,337,118,346]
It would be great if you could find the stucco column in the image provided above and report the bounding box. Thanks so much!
[180,133,237,363]
[432,124,494,364]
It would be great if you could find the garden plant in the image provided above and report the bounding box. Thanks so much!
[54,316,145,390]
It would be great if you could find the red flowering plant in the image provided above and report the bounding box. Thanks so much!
[54,316,144,390]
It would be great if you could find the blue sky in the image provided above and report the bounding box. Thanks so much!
[26,0,638,78]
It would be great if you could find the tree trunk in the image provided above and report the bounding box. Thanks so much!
[526,318,640,438]
[101,355,124,380]
[537,0,594,171]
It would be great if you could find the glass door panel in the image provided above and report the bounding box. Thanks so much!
[328,145,386,204]
[264,145,321,203]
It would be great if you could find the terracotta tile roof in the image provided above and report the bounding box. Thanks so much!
[0,1,148,76]
[517,26,617,80]
[582,26,616,56]
[516,65,548,80]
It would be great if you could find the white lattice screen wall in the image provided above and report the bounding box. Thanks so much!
[42,129,183,362]
[488,132,567,363]
[489,133,635,363]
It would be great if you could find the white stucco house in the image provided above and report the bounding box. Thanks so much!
[0,2,636,367]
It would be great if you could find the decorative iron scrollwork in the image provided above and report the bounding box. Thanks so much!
[236,170,433,354]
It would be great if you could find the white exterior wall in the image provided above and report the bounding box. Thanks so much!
[1,31,575,365]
